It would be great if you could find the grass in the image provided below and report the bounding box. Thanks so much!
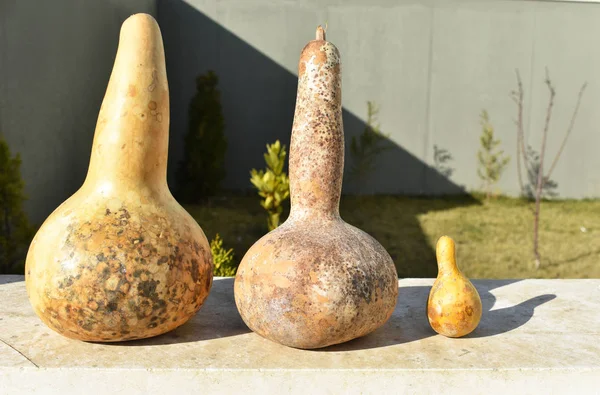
[187,193,600,279]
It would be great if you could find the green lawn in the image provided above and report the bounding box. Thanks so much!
[187,194,600,279]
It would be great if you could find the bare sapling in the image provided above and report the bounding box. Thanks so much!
[511,68,587,269]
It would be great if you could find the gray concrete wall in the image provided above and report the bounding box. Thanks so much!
[2,0,599,224]
[161,0,600,199]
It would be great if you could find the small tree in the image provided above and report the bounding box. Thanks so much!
[250,141,290,231]
[511,69,587,268]
[211,233,236,277]
[523,146,558,199]
[176,70,227,203]
[477,110,510,199]
[433,144,454,178]
[349,101,390,186]
[0,135,34,274]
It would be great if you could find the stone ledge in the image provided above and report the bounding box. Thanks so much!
[1,276,599,394]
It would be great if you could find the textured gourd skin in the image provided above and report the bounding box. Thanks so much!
[427,236,482,338]
[25,14,213,342]
[234,27,398,349]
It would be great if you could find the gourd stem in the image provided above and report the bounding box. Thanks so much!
[316,25,326,41]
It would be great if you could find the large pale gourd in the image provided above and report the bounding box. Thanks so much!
[427,236,482,337]
[25,14,213,342]
[234,27,398,349]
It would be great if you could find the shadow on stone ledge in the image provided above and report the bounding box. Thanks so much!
[105,279,556,349]
[319,280,556,352]
[0,275,25,285]
[467,293,556,339]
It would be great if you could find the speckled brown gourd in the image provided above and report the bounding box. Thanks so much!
[25,14,213,342]
[234,26,398,349]
[427,236,482,338]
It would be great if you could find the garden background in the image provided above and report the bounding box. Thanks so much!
[1,0,599,278]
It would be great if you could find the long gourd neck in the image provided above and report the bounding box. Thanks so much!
[289,26,343,220]
[85,14,169,194]
[436,236,460,276]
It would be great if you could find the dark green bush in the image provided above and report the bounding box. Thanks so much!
[0,135,34,274]
[176,70,227,203]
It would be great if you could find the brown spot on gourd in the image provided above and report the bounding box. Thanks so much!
[298,61,306,77]
[138,279,159,299]
[95,262,109,275]
[127,84,137,97]
[148,101,157,110]
[466,306,473,317]
[157,256,168,265]
[190,259,199,282]
[193,241,201,254]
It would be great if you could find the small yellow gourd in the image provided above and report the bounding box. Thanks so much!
[427,236,482,337]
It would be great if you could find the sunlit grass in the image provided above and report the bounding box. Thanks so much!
[187,193,600,279]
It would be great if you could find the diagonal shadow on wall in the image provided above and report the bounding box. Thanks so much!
[158,0,480,278]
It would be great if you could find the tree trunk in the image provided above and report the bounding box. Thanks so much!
[534,72,555,269]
